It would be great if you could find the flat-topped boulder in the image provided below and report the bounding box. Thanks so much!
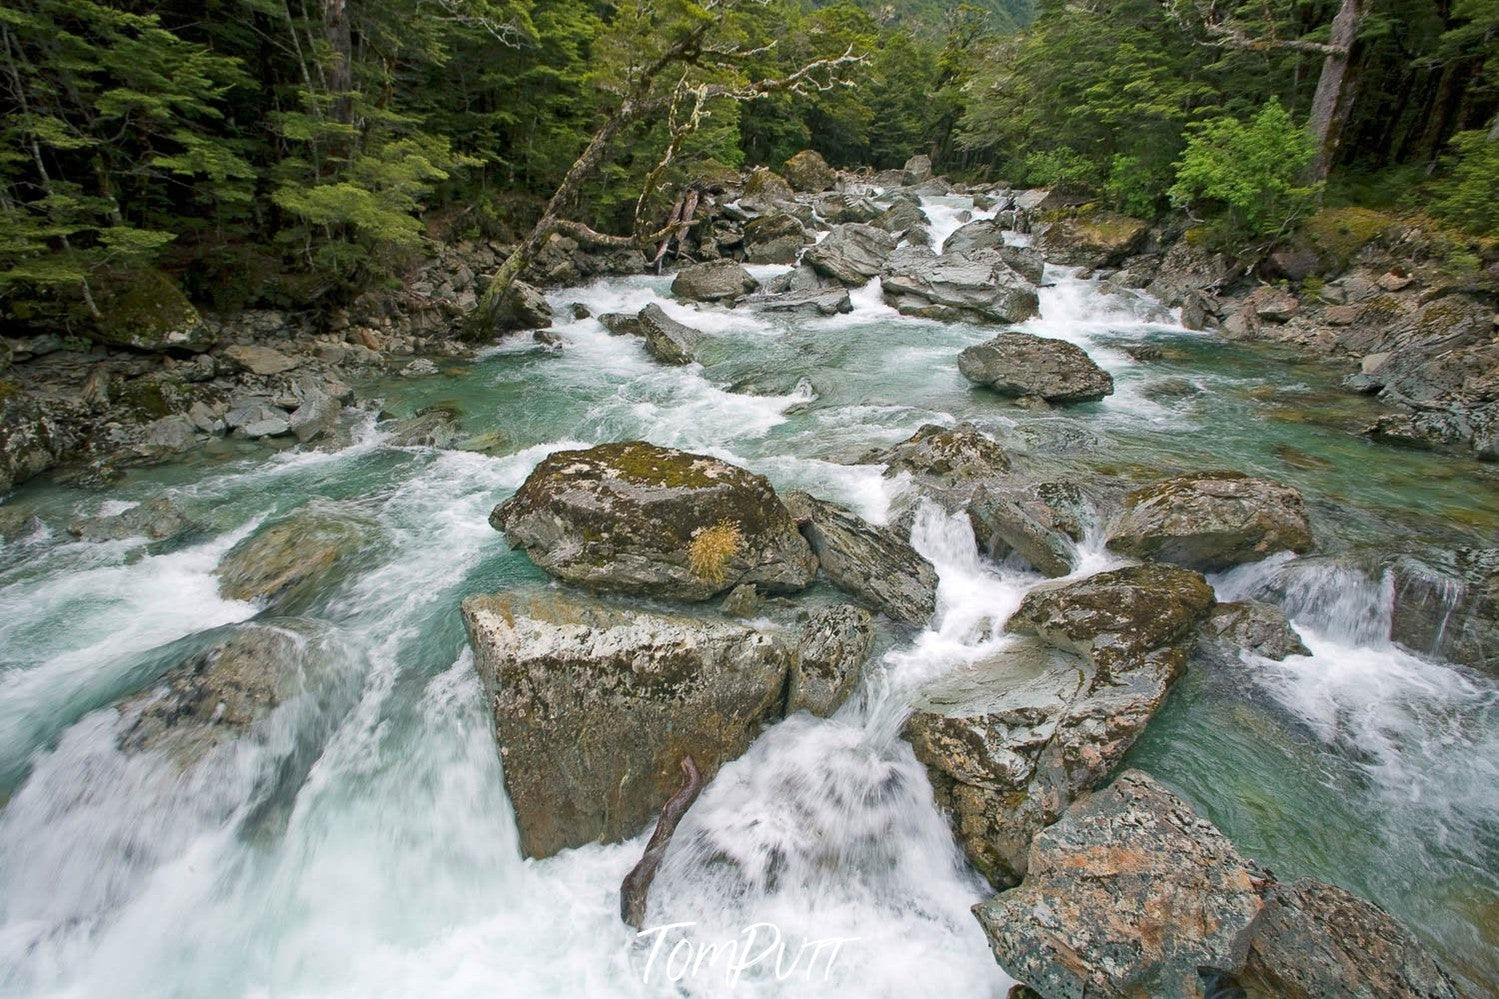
[803,223,897,285]
[881,246,1040,325]
[783,490,938,627]
[462,590,791,858]
[958,332,1114,404]
[1107,471,1314,572]
[906,564,1214,886]
[637,304,706,365]
[491,442,817,601]
[670,259,758,303]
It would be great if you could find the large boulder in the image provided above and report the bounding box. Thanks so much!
[973,770,1266,998]
[783,490,939,627]
[1389,548,1498,673]
[782,150,835,193]
[748,285,853,316]
[485,278,554,333]
[670,259,759,303]
[967,480,1089,578]
[216,501,382,610]
[902,154,934,185]
[788,604,876,717]
[461,590,790,858]
[741,167,794,207]
[742,213,810,265]
[803,223,897,286]
[91,271,217,353]
[0,385,66,495]
[1035,210,1149,268]
[942,218,1007,255]
[637,304,706,365]
[873,422,1015,516]
[1238,878,1465,999]
[871,200,931,243]
[958,332,1115,404]
[491,442,817,601]
[813,193,882,225]
[1107,472,1314,572]
[881,247,1040,325]
[907,564,1214,886]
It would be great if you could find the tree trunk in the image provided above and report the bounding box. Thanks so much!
[1307,0,1368,181]
[323,0,352,130]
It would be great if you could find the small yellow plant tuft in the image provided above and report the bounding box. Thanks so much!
[689,521,743,586]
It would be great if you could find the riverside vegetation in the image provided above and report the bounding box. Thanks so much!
[2,1,1498,998]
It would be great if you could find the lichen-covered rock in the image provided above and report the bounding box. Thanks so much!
[1035,210,1149,268]
[1238,879,1465,999]
[782,150,836,193]
[461,590,791,858]
[958,332,1114,404]
[743,213,810,265]
[804,223,898,286]
[741,167,794,206]
[1107,472,1314,572]
[881,247,1040,325]
[384,410,462,448]
[491,442,817,601]
[967,480,1089,578]
[1389,548,1498,673]
[789,604,875,716]
[748,285,853,316]
[68,497,194,543]
[942,218,1007,255]
[783,490,938,626]
[907,565,1214,887]
[1200,599,1309,661]
[973,770,1266,999]
[873,424,1014,515]
[637,304,706,365]
[1,385,66,495]
[599,312,644,337]
[670,259,759,303]
[216,501,382,610]
[91,271,217,354]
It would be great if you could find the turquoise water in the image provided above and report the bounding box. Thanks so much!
[1,198,1495,996]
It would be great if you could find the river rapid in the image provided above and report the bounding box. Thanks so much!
[1,197,1496,997]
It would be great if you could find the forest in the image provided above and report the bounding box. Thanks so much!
[2,0,1496,333]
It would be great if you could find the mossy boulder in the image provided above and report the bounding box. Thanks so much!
[742,167,795,206]
[1107,471,1314,571]
[783,149,836,192]
[1036,209,1149,268]
[92,271,216,353]
[215,501,383,611]
[491,442,818,601]
[461,589,791,858]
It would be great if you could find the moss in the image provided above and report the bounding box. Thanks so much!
[1300,207,1396,270]
[594,441,723,490]
[117,373,191,420]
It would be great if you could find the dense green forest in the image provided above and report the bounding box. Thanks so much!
[2,0,1496,333]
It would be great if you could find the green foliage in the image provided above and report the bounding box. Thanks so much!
[1429,131,1499,237]
[1169,100,1319,242]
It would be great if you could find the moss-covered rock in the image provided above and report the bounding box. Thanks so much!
[91,271,216,353]
[1036,208,1149,268]
[1107,471,1314,571]
[215,501,382,610]
[782,149,835,193]
[491,442,817,601]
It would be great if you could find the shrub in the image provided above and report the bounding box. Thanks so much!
[689,521,744,586]
[1169,99,1319,243]
[1429,130,1499,237]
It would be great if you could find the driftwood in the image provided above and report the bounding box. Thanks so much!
[620,755,705,928]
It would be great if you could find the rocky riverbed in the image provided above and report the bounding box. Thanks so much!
[1,158,1496,997]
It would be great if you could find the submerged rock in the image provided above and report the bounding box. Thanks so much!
[958,332,1114,404]
[491,442,817,601]
[461,590,790,858]
[804,223,897,286]
[68,497,194,543]
[907,564,1214,886]
[783,490,938,627]
[881,247,1040,325]
[215,501,382,610]
[967,480,1089,578]
[637,304,706,366]
[1107,471,1314,572]
[1389,548,1498,673]
[973,770,1266,998]
[670,259,759,303]
[788,604,876,716]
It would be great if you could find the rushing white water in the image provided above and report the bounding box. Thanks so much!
[1,195,1495,997]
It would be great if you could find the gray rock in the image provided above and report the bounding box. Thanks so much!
[224,401,284,431]
[401,358,439,378]
[783,150,835,193]
[1389,548,1498,673]
[599,312,644,337]
[870,201,930,242]
[958,332,1114,404]
[491,442,817,601]
[748,285,853,316]
[783,490,938,627]
[237,416,292,439]
[804,224,898,286]
[637,304,706,365]
[187,400,223,435]
[288,388,338,443]
[216,501,381,610]
[68,497,193,542]
[743,213,810,265]
[670,259,759,303]
[1201,599,1309,661]
[973,770,1265,998]
[1107,472,1314,572]
[139,415,199,453]
[813,193,882,225]
[902,154,934,185]
[222,344,300,376]
[720,582,762,618]
[875,423,1013,503]
[1238,878,1464,999]
[908,564,1215,887]
[485,279,554,332]
[789,604,875,716]
[968,480,1088,578]
[384,410,462,448]
[461,590,790,858]
[942,218,1004,255]
[882,247,1040,325]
